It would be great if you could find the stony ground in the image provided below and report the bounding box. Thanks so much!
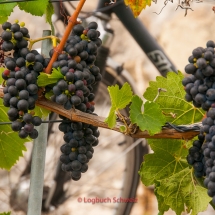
[2,0,215,214]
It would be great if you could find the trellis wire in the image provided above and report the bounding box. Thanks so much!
[1,120,202,132]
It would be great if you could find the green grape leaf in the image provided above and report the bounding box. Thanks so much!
[157,168,211,215]
[37,68,64,87]
[18,0,49,16]
[139,138,188,186]
[45,90,54,100]
[143,71,205,125]
[105,83,133,128]
[119,125,126,132]
[0,212,11,215]
[0,100,27,170]
[155,184,170,214]
[34,105,50,119]
[124,0,151,17]
[130,96,166,135]
[0,1,16,23]
[45,3,54,34]
[0,67,5,84]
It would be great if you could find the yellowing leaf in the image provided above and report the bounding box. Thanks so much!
[124,0,151,17]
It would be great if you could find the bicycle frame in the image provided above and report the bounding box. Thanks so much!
[96,0,177,77]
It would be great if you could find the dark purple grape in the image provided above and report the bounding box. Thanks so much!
[192,48,203,58]
[15,79,26,90]
[65,72,74,82]
[71,160,82,171]
[26,53,35,62]
[32,116,42,126]
[27,84,38,94]
[57,80,68,91]
[19,129,28,138]
[77,154,87,163]
[29,129,38,139]
[56,94,68,105]
[2,41,14,51]
[1,31,12,41]
[73,24,84,36]
[2,22,11,30]
[23,113,33,123]
[204,51,213,61]
[71,95,81,106]
[60,154,70,164]
[19,90,29,100]
[206,89,215,101]
[207,40,215,48]
[11,120,23,131]
[24,123,34,133]
[17,99,29,111]
[88,22,98,30]
[69,151,78,160]
[68,84,76,93]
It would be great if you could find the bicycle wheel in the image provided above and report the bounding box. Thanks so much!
[44,65,148,215]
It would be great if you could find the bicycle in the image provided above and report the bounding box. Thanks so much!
[0,0,177,214]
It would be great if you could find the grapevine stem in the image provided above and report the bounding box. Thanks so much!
[45,0,86,74]
[116,110,130,133]
[153,88,167,102]
[24,36,60,50]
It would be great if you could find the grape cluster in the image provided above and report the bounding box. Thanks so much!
[59,117,100,180]
[50,22,102,112]
[52,22,102,180]
[183,41,215,204]
[187,133,205,178]
[182,40,215,111]
[1,21,50,139]
[1,20,30,52]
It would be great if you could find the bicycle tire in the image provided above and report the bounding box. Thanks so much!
[45,65,148,215]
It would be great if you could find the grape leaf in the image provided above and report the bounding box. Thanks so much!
[119,125,126,132]
[18,0,49,16]
[37,68,64,87]
[45,3,54,34]
[45,90,54,100]
[0,1,16,23]
[124,0,151,17]
[0,212,11,215]
[130,95,166,135]
[143,71,205,125]
[105,83,133,128]
[0,67,5,84]
[34,105,50,119]
[0,100,27,170]
[154,183,170,214]
[157,168,211,215]
[139,138,188,186]
[139,138,211,215]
